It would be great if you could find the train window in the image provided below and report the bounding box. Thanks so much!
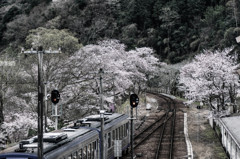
[122,125,124,138]
[120,126,123,139]
[125,123,127,137]
[93,141,97,150]
[91,142,94,159]
[126,122,129,134]
[104,134,108,150]
[67,154,72,159]
[118,127,121,139]
[113,130,115,140]
[73,151,77,159]
[78,149,83,159]
[93,141,97,158]
[119,127,122,139]
[116,128,119,140]
[83,146,87,159]
[119,127,121,139]
[108,132,111,148]
[123,124,126,137]
[95,139,99,158]
[88,144,91,159]
[96,139,99,152]
[112,130,115,145]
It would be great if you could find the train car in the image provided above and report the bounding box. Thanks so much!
[0,113,130,159]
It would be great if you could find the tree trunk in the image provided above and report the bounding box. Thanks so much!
[220,94,225,110]
[233,0,239,27]
[209,96,215,110]
[0,93,4,124]
[229,85,236,113]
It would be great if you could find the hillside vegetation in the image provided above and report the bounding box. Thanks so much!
[1,0,240,63]
[1,0,240,143]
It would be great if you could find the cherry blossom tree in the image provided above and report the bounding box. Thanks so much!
[0,38,159,144]
[0,55,41,144]
[61,39,159,117]
[126,47,159,94]
[21,38,159,121]
[178,48,239,112]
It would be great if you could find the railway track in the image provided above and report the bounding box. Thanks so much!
[123,93,186,159]
[154,94,176,159]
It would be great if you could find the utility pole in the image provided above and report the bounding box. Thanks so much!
[99,68,105,159]
[44,82,48,133]
[22,46,61,159]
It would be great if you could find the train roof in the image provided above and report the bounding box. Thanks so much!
[0,113,128,156]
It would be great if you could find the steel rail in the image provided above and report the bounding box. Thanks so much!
[134,114,166,140]
[169,102,176,159]
[154,93,176,159]
[134,113,173,149]
[155,112,170,159]
[129,92,177,159]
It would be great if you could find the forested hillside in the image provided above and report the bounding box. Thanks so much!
[1,0,240,63]
[1,0,240,143]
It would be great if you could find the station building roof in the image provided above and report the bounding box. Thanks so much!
[220,116,240,147]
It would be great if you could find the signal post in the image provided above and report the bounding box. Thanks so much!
[129,94,139,159]
[51,90,60,130]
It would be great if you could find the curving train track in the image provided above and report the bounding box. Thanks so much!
[123,93,187,159]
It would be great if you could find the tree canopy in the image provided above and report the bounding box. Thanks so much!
[0,38,159,142]
[178,48,239,111]
[1,0,240,63]
[1,0,240,144]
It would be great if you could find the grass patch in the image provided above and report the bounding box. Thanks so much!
[202,124,216,140]
[175,96,187,102]
[201,123,227,158]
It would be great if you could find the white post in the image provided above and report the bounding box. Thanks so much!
[55,104,58,130]
[197,110,199,143]
[100,110,105,159]
[44,82,48,132]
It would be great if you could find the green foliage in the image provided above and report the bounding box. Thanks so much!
[2,6,21,23]
[121,24,138,48]
[202,6,226,30]
[0,0,240,63]
[27,128,37,137]
[26,27,81,54]
[201,123,228,159]
[0,0,8,7]
[20,0,40,14]
[130,0,155,29]
[75,0,88,9]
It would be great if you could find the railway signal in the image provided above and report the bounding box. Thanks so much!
[129,93,139,159]
[51,90,61,130]
[51,90,60,104]
[130,94,139,108]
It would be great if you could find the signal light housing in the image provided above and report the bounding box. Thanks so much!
[51,90,60,104]
[130,94,139,108]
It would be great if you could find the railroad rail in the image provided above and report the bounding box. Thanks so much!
[154,93,176,159]
[124,92,187,159]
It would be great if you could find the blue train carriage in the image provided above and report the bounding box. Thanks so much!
[0,113,130,159]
